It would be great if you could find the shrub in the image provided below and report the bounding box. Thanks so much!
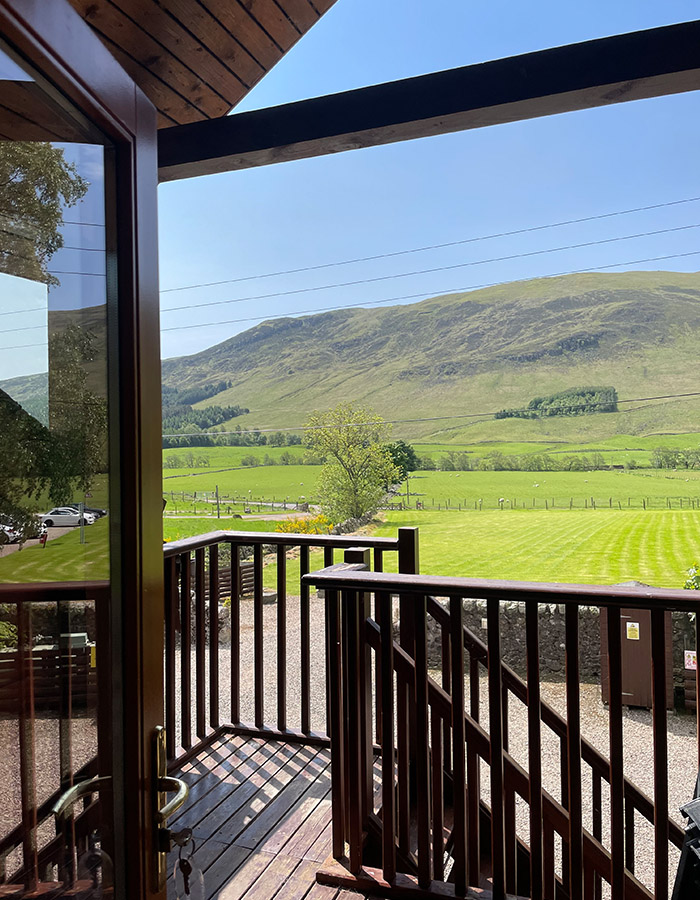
[275,514,333,534]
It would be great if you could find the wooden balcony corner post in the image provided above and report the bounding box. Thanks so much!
[343,549,374,838]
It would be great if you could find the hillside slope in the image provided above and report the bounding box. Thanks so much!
[160,270,700,441]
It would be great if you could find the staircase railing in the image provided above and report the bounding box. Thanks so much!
[304,565,699,900]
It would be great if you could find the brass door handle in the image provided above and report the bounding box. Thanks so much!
[52,775,111,822]
[155,775,189,824]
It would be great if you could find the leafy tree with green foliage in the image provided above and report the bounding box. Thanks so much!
[0,142,88,285]
[384,440,418,479]
[48,325,108,501]
[0,388,54,532]
[304,403,399,520]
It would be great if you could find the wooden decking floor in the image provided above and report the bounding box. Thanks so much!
[168,736,364,900]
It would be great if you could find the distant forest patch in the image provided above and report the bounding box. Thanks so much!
[162,381,248,446]
[495,386,618,420]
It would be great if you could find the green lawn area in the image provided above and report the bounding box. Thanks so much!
[162,517,289,542]
[0,517,110,583]
[407,468,700,509]
[162,464,320,505]
[374,508,700,588]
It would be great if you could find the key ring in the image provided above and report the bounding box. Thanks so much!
[178,838,197,862]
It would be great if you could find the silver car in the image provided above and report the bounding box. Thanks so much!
[41,507,96,527]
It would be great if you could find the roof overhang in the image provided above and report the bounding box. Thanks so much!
[158,19,700,182]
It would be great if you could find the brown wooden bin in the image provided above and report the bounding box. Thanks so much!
[600,607,674,709]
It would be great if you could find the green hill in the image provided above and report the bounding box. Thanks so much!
[161,270,700,442]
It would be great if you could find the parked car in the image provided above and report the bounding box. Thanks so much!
[67,504,107,518]
[0,516,25,543]
[0,515,47,543]
[41,508,96,527]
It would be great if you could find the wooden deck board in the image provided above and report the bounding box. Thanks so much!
[168,736,370,900]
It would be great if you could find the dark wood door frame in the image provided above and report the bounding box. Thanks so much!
[0,2,164,897]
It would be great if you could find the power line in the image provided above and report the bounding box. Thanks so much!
[159,195,700,294]
[160,222,700,314]
[159,390,700,438]
[160,249,700,333]
[4,249,700,347]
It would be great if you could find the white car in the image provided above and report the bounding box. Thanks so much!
[41,507,96,527]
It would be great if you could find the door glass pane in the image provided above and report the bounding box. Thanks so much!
[0,41,115,897]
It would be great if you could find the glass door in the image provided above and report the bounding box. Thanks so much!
[0,25,166,899]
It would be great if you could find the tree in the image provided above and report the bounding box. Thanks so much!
[384,440,418,479]
[0,388,54,531]
[48,325,108,501]
[304,403,399,520]
[0,143,88,285]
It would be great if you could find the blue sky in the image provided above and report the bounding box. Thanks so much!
[2,3,699,381]
[157,1,700,362]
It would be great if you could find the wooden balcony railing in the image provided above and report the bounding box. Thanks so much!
[303,565,700,900]
[162,527,419,764]
[0,582,109,891]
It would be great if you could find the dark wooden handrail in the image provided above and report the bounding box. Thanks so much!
[163,529,402,557]
[303,568,699,611]
[0,581,109,602]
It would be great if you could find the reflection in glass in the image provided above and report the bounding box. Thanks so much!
[0,40,114,897]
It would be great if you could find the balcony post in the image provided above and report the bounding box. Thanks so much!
[344,549,373,838]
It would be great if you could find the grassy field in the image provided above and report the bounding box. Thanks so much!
[374,509,700,588]
[161,456,700,512]
[0,517,110,583]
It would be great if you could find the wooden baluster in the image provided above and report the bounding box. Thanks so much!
[625,794,635,874]
[230,543,241,725]
[607,607,624,900]
[165,556,179,759]
[466,648,481,885]
[326,587,345,860]
[17,600,39,891]
[195,547,206,738]
[450,596,467,893]
[414,593,431,889]
[277,544,287,732]
[543,817,555,900]
[487,597,505,899]
[209,544,220,729]
[344,588,364,873]
[180,552,192,749]
[651,608,668,900]
[526,600,543,900]
[379,589,396,883]
[503,685,516,895]
[560,737,569,891]
[324,545,334,738]
[374,547,384,747]
[565,605,583,900]
[431,710,444,882]
[254,543,264,728]
[397,669,410,857]
[591,771,602,900]
[300,544,311,733]
[470,654,480,722]
[441,621,451,773]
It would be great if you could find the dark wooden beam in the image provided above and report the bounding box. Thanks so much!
[158,19,700,181]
